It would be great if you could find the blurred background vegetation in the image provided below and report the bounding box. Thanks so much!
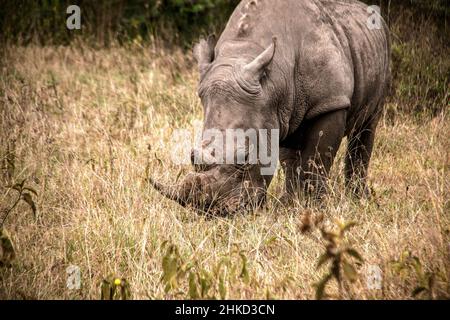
[0,0,448,116]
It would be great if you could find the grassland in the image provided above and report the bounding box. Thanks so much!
[0,43,448,300]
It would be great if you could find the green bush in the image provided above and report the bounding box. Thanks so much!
[0,0,239,46]
[0,0,447,46]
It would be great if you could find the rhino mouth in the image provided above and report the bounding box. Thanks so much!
[149,165,266,215]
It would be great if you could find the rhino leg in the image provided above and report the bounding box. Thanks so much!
[279,147,301,197]
[281,109,347,200]
[345,113,381,198]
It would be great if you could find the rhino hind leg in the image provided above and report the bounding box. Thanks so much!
[281,109,347,201]
[345,112,381,198]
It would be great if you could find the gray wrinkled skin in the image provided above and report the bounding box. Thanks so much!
[150,0,391,215]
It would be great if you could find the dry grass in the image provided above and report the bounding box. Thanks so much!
[0,44,448,300]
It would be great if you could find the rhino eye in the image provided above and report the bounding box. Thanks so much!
[198,89,206,99]
[240,82,261,96]
[235,74,261,96]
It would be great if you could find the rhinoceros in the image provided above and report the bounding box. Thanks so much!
[150,0,391,214]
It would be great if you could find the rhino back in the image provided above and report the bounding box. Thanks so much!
[216,0,390,133]
[321,0,391,128]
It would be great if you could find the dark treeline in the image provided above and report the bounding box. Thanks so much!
[0,0,238,46]
[0,0,448,116]
[0,0,448,46]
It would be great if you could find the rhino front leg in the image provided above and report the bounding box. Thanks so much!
[280,147,301,197]
[281,109,347,200]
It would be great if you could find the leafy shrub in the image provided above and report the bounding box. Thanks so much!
[315,220,364,300]
[100,276,132,300]
[0,179,37,268]
[160,241,251,299]
[0,0,240,45]
[391,251,449,300]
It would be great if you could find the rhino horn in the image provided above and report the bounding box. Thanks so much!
[243,36,277,80]
[149,177,187,207]
[149,173,208,209]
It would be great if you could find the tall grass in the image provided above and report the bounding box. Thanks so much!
[0,0,449,301]
[387,5,449,117]
[0,41,448,299]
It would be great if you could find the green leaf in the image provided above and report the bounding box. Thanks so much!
[315,273,332,300]
[427,273,435,294]
[18,179,26,189]
[22,192,37,218]
[161,246,179,292]
[239,252,250,284]
[175,169,183,183]
[316,253,331,269]
[119,279,131,300]
[188,272,199,299]
[341,221,357,233]
[342,261,358,282]
[346,248,364,262]
[264,236,278,246]
[321,229,339,243]
[217,257,231,273]
[219,273,227,300]
[22,187,38,196]
[6,184,21,193]
[400,250,411,263]
[100,279,114,300]
[154,153,163,166]
[199,271,211,298]
[331,259,341,282]
[160,240,169,251]
[412,286,427,297]
[0,228,16,267]
[411,256,423,278]
[391,261,404,273]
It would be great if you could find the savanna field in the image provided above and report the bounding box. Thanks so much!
[0,2,449,300]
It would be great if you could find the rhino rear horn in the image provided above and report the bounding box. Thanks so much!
[243,36,277,81]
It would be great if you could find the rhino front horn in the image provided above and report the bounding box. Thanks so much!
[149,177,188,207]
[148,173,206,209]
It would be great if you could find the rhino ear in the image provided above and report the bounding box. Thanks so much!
[193,34,216,76]
[243,37,277,82]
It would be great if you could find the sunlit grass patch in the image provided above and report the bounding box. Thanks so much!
[0,44,448,299]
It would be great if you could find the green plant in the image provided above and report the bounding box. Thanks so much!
[0,228,15,267]
[100,276,132,300]
[1,179,37,228]
[390,251,445,299]
[0,179,37,268]
[314,220,364,300]
[161,241,251,299]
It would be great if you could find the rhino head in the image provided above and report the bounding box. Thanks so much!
[150,35,280,215]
